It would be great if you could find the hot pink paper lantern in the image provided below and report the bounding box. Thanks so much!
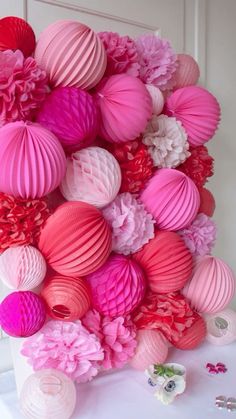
[86,254,146,317]
[95,74,152,143]
[130,330,168,370]
[140,169,200,231]
[0,121,66,199]
[145,84,164,115]
[35,20,106,89]
[0,291,46,337]
[174,54,200,89]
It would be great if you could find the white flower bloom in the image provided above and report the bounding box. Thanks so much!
[154,375,186,405]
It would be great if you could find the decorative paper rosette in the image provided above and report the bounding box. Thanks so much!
[178,145,214,187]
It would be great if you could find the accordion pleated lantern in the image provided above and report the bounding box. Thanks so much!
[0,246,46,290]
[95,74,152,143]
[164,86,221,147]
[174,54,200,89]
[205,309,236,346]
[0,16,36,56]
[60,147,122,208]
[20,369,76,419]
[174,315,207,350]
[37,87,99,153]
[0,121,66,199]
[145,84,164,115]
[183,256,236,313]
[35,20,106,89]
[133,231,193,293]
[130,330,168,370]
[0,291,46,337]
[41,274,91,321]
[140,169,200,231]
[38,202,112,277]
[198,187,216,217]
[86,254,146,317]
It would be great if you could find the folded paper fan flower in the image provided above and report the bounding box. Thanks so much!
[38,202,112,277]
[164,86,221,147]
[140,168,200,231]
[130,329,168,370]
[95,74,152,143]
[35,20,106,89]
[198,187,216,217]
[145,85,164,115]
[178,145,214,188]
[173,54,200,89]
[173,314,206,349]
[0,16,36,56]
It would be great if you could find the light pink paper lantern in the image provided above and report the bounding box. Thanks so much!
[145,84,164,115]
[205,309,236,346]
[174,54,200,89]
[130,330,168,370]
[60,147,121,208]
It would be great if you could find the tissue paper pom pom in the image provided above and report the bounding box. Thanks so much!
[0,246,46,290]
[98,32,140,77]
[142,114,190,168]
[0,193,50,253]
[38,202,112,277]
[174,314,206,349]
[136,34,177,91]
[95,74,152,143]
[178,213,217,256]
[164,86,221,147]
[60,147,121,208]
[130,329,168,370]
[0,16,35,57]
[198,187,216,217]
[86,254,146,317]
[0,50,48,127]
[0,291,46,337]
[183,256,236,313]
[178,146,214,188]
[20,369,76,419]
[145,85,164,115]
[140,169,200,231]
[173,54,200,89]
[82,310,137,369]
[21,320,104,383]
[0,121,66,199]
[204,309,236,346]
[103,193,155,255]
[35,20,106,89]
[133,231,193,293]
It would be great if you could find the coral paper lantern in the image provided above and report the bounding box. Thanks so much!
[130,330,168,370]
[173,315,207,350]
[140,169,200,231]
[0,121,66,199]
[133,231,193,293]
[198,187,216,217]
[35,20,106,89]
[38,202,112,277]
[174,54,200,89]
[0,16,36,57]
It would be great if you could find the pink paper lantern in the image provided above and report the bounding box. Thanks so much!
[174,54,200,89]
[145,84,164,115]
[130,330,168,370]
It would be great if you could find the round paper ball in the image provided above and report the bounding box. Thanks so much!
[0,121,66,199]
[174,315,206,350]
[205,309,236,346]
[174,54,200,89]
[0,246,46,290]
[38,202,112,277]
[145,84,164,115]
[86,254,146,317]
[35,20,106,89]
[36,87,98,153]
[95,74,152,143]
[133,231,193,293]
[60,147,121,208]
[164,86,221,147]
[183,256,236,313]
[0,291,46,337]
[20,369,76,419]
[0,16,35,57]
[140,169,200,231]
[41,274,91,321]
[130,330,168,370]
[198,187,216,217]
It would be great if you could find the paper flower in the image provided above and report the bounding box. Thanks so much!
[103,193,155,255]
[178,213,217,256]
[0,49,48,126]
[142,114,190,168]
[178,145,214,187]
[98,32,140,77]
[21,320,104,383]
[155,375,186,404]
[82,310,137,370]
[136,34,177,91]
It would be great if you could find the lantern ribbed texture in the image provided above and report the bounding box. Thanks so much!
[173,54,200,89]
[205,309,236,346]
[145,84,164,115]
[0,16,36,57]
[173,315,207,350]
[130,329,168,370]
[198,187,216,217]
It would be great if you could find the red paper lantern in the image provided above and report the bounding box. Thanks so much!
[173,315,207,350]
[0,16,36,57]
[198,187,216,217]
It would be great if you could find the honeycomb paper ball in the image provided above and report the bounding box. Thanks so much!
[41,274,91,321]
[95,74,152,143]
[174,315,206,350]
[133,231,193,293]
[0,291,46,337]
[20,369,76,419]
[38,202,112,277]
[198,187,216,217]
[0,246,46,290]
[36,87,99,153]
[35,20,106,89]
[174,54,200,89]
[205,309,236,346]
[0,16,36,57]
[60,147,122,208]
[145,84,164,115]
[140,169,200,231]
[183,256,236,313]
[130,330,168,370]
[0,121,66,199]
[86,254,146,317]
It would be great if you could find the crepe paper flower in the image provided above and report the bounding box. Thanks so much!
[142,114,190,168]
[0,49,48,126]
[21,320,104,383]
[82,309,137,370]
[177,145,214,187]
[0,192,50,253]
[102,193,155,255]
[135,34,178,91]
[154,375,186,405]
